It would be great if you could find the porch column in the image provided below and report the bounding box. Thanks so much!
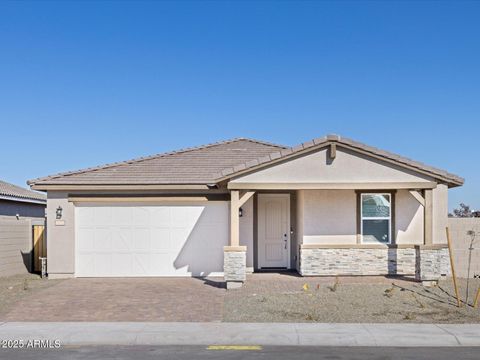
[230,190,240,246]
[424,189,433,246]
[417,189,450,284]
[224,190,255,289]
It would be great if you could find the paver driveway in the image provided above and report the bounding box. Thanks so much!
[3,277,225,322]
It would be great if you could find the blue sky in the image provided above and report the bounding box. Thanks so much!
[0,1,478,210]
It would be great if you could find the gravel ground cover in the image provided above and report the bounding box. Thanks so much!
[224,274,480,323]
[0,274,63,318]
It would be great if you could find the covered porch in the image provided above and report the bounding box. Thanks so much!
[224,182,448,288]
[220,138,456,288]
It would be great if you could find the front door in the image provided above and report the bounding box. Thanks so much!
[257,194,290,269]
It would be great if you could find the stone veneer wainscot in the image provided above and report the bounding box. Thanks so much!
[299,246,450,281]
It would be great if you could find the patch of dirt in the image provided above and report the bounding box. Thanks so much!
[0,274,64,319]
[224,277,480,323]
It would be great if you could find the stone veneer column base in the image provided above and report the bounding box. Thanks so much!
[416,247,450,282]
[224,246,247,289]
[299,246,450,281]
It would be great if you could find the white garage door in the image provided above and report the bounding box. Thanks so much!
[75,202,228,277]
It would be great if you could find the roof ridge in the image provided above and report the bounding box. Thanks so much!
[215,135,464,186]
[28,137,285,185]
[233,137,288,149]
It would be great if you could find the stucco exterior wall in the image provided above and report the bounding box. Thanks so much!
[296,189,424,245]
[301,190,357,245]
[46,191,75,278]
[231,147,434,184]
[433,184,449,244]
[447,217,480,278]
[0,200,45,219]
[239,196,254,270]
[395,190,424,245]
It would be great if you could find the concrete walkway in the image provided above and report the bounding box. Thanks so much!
[0,322,479,347]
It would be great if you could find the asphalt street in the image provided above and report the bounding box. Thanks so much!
[1,346,480,360]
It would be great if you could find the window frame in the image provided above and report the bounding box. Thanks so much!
[357,191,396,245]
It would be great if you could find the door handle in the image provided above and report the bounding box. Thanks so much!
[284,234,287,249]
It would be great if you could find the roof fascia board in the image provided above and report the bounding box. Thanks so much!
[31,184,212,191]
[227,182,437,190]
[0,195,46,204]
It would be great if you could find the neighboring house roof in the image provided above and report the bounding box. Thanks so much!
[28,135,464,189]
[0,180,46,204]
[27,138,287,186]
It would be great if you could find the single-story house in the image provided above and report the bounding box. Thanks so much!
[28,135,463,287]
[0,180,46,276]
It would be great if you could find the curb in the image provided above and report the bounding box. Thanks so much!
[0,322,479,347]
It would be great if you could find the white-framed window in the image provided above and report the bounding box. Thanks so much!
[361,193,391,244]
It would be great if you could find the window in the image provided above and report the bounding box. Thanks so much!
[361,193,391,244]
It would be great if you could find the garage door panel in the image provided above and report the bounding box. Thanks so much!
[77,207,95,226]
[151,228,171,250]
[133,207,150,226]
[111,207,133,226]
[133,228,150,250]
[75,202,228,277]
[149,252,174,274]
[95,228,113,250]
[94,253,112,275]
[94,207,113,226]
[114,228,133,250]
[132,253,150,276]
[170,206,204,227]
[77,228,95,250]
[112,253,133,276]
[76,253,94,275]
[150,208,171,226]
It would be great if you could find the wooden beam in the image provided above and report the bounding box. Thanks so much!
[238,191,255,207]
[409,190,425,207]
[424,189,433,245]
[473,286,480,308]
[228,182,437,190]
[446,227,462,307]
[330,143,336,159]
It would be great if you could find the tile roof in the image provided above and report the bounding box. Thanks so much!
[217,134,464,187]
[0,180,46,203]
[28,135,464,188]
[28,138,287,186]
